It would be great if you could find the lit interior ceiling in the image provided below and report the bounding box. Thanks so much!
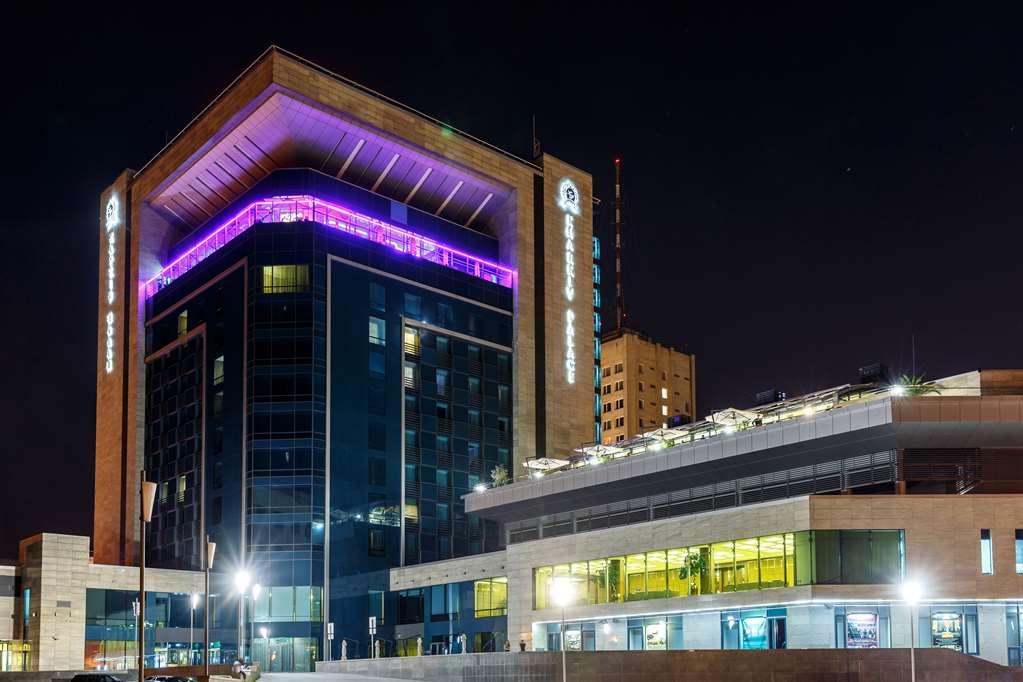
[146,88,515,235]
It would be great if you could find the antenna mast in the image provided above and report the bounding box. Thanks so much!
[614,157,626,329]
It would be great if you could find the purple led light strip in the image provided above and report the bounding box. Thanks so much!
[142,194,516,298]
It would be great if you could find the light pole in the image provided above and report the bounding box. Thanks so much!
[190,593,200,665]
[234,570,252,663]
[249,584,262,667]
[203,537,216,679]
[902,580,922,682]
[138,474,157,682]
[551,578,573,682]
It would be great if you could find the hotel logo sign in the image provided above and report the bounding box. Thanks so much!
[103,194,120,374]
[557,178,580,385]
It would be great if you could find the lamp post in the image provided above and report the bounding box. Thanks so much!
[138,474,157,682]
[902,580,922,682]
[551,578,573,682]
[234,570,252,663]
[249,584,262,668]
[204,537,216,680]
[190,593,200,665]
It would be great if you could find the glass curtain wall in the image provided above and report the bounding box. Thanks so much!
[533,530,904,608]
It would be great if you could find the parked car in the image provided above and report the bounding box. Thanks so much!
[71,674,122,682]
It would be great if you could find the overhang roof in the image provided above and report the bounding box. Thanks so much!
[133,47,533,236]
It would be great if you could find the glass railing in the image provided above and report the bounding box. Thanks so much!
[143,195,516,298]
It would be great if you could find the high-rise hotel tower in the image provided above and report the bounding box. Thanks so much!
[94,47,600,661]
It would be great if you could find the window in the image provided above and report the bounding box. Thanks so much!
[614,399,624,410]
[404,293,421,316]
[662,405,668,416]
[404,327,419,354]
[603,420,612,431]
[368,528,385,556]
[639,418,644,427]
[370,350,385,377]
[213,355,224,385]
[614,380,624,391]
[662,371,667,380]
[437,302,454,327]
[261,264,310,293]
[615,434,625,443]
[368,317,386,345]
[637,365,644,374]
[661,387,668,399]
[602,384,611,395]
[1016,530,1023,574]
[603,402,612,414]
[210,497,222,525]
[614,416,624,428]
[436,369,450,396]
[369,282,386,311]
[981,529,994,575]
[639,399,645,409]
[177,310,188,336]
[602,367,612,378]
[402,360,416,386]
[614,363,624,374]
[474,577,508,617]
[498,384,510,409]
[368,457,386,485]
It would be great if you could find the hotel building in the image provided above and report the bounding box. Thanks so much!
[388,369,1023,666]
[599,328,695,443]
[91,46,600,668]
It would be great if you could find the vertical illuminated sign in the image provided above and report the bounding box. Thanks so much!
[557,178,580,385]
[104,194,120,374]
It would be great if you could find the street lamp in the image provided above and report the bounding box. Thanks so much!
[203,537,216,679]
[189,593,200,665]
[234,570,253,662]
[551,578,574,682]
[138,474,157,682]
[902,580,923,682]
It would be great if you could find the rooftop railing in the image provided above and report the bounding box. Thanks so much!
[143,194,516,298]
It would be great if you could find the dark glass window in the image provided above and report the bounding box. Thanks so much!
[368,458,386,486]
[404,293,421,316]
[368,422,386,451]
[368,528,385,556]
[370,282,386,311]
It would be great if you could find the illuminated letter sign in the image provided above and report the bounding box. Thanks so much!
[557,178,581,385]
[104,194,120,374]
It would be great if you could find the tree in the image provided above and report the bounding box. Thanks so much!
[490,464,509,487]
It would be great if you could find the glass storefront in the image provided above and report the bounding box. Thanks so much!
[721,609,787,649]
[834,605,891,649]
[1007,604,1022,666]
[0,641,30,672]
[533,530,904,608]
[917,604,978,655]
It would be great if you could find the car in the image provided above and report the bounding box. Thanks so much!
[71,675,122,682]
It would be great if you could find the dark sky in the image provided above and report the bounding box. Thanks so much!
[4,3,1023,556]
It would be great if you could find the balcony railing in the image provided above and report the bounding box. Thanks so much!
[143,194,516,298]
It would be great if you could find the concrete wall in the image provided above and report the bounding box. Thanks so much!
[317,648,1023,681]
[1,564,15,640]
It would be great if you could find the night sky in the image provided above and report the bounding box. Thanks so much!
[4,3,1023,557]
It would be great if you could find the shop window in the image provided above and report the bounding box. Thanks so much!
[981,529,994,575]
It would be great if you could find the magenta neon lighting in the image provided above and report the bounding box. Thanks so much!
[143,194,516,298]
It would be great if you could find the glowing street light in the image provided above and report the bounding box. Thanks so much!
[891,384,907,397]
[902,580,923,682]
[551,578,574,682]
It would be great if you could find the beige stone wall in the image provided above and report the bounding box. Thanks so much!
[599,330,695,443]
[0,564,14,640]
[17,534,205,671]
[541,156,596,459]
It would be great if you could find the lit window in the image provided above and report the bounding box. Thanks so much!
[261,264,310,293]
[661,387,668,400]
[639,399,645,409]
[177,475,187,503]
[368,317,386,345]
[661,405,668,416]
[1016,530,1023,574]
[981,529,993,575]
[177,310,188,337]
[213,355,225,385]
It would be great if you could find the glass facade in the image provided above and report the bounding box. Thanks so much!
[144,169,517,666]
[533,530,905,608]
[84,589,226,670]
[394,578,508,656]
